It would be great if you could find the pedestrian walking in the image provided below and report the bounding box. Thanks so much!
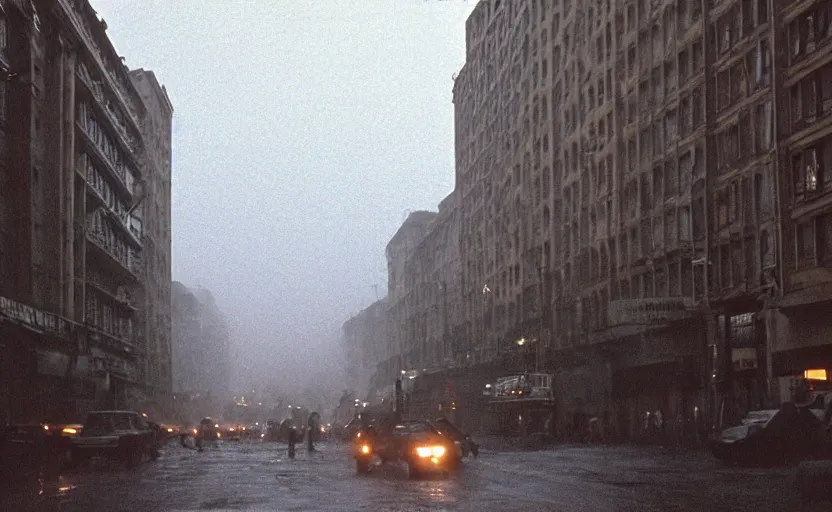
[288,427,297,459]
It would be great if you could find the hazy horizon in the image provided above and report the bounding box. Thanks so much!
[93,0,478,396]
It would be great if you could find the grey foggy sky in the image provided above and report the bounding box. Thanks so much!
[94,0,477,391]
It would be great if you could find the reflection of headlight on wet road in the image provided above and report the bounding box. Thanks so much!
[416,446,446,458]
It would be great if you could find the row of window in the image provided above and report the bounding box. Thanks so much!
[714,0,770,57]
[715,172,768,230]
[78,102,137,193]
[85,293,133,342]
[715,101,773,171]
[715,39,771,113]
[715,234,771,291]
[79,152,128,215]
[87,210,141,274]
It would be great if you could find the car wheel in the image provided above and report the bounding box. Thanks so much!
[356,458,370,475]
[67,448,84,469]
[148,442,159,461]
[407,462,421,479]
[125,445,142,468]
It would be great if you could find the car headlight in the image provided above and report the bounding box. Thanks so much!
[62,427,78,435]
[361,444,371,454]
[416,445,446,458]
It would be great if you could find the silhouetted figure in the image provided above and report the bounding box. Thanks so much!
[287,427,297,459]
[308,412,321,452]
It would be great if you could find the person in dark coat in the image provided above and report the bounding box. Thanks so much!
[287,427,297,459]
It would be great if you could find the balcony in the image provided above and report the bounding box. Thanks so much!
[81,172,142,249]
[76,121,135,200]
[59,0,141,128]
[76,64,140,159]
[86,225,142,280]
[85,276,139,312]
[607,297,696,326]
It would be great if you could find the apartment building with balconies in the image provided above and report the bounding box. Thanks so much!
[129,69,174,402]
[0,0,172,422]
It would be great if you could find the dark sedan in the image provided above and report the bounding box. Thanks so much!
[353,420,461,478]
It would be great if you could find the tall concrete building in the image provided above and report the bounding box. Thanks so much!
[129,69,174,403]
[0,0,172,422]
[343,298,389,398]
[383,210,438,379]
[395,193,464,372]
[171,282,231,401]
[770,0,832,401]
[344,194,464,401]
[443,0,832,442]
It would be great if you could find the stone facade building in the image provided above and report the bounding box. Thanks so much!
[171,282,230,401]
[343,194,465,400]
[445,0,832,442]
[398,194,463,372]
[129,69,174,404]
[339,0,832,439]
[0,0,172,422]
[770,0,832,402]
[343,298,389,397]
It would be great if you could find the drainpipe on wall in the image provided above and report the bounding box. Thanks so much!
[766,0,785,405]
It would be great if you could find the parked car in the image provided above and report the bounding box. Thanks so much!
[1,423,74,487]
[70,410,158,468]
[708,404,823,466]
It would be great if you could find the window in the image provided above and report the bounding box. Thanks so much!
[804,75,818,119]
[823,64,832,114]
[754,101,772,152]
[720,245,731,288]
[719,13,733,54]
[755,0,768,26]
[678,0,688,32]
[717,70,731,111]
[821,214,832,263]
[692,41,703,71]
[679,49,689,82]
[792,146,820,201]
[791,84,803,127]
[742,0,754,35]
[796,219,817,268]
[692,86,703,127]
[755,39,771,87]
[790,20,802,60]
[0,13,7,52]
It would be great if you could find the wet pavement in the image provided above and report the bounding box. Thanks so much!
[2,440,828,511]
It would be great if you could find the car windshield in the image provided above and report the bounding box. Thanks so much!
[392,423,432,436]
[83,414,134,435]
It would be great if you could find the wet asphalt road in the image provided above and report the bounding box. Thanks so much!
[3,440,828,512]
